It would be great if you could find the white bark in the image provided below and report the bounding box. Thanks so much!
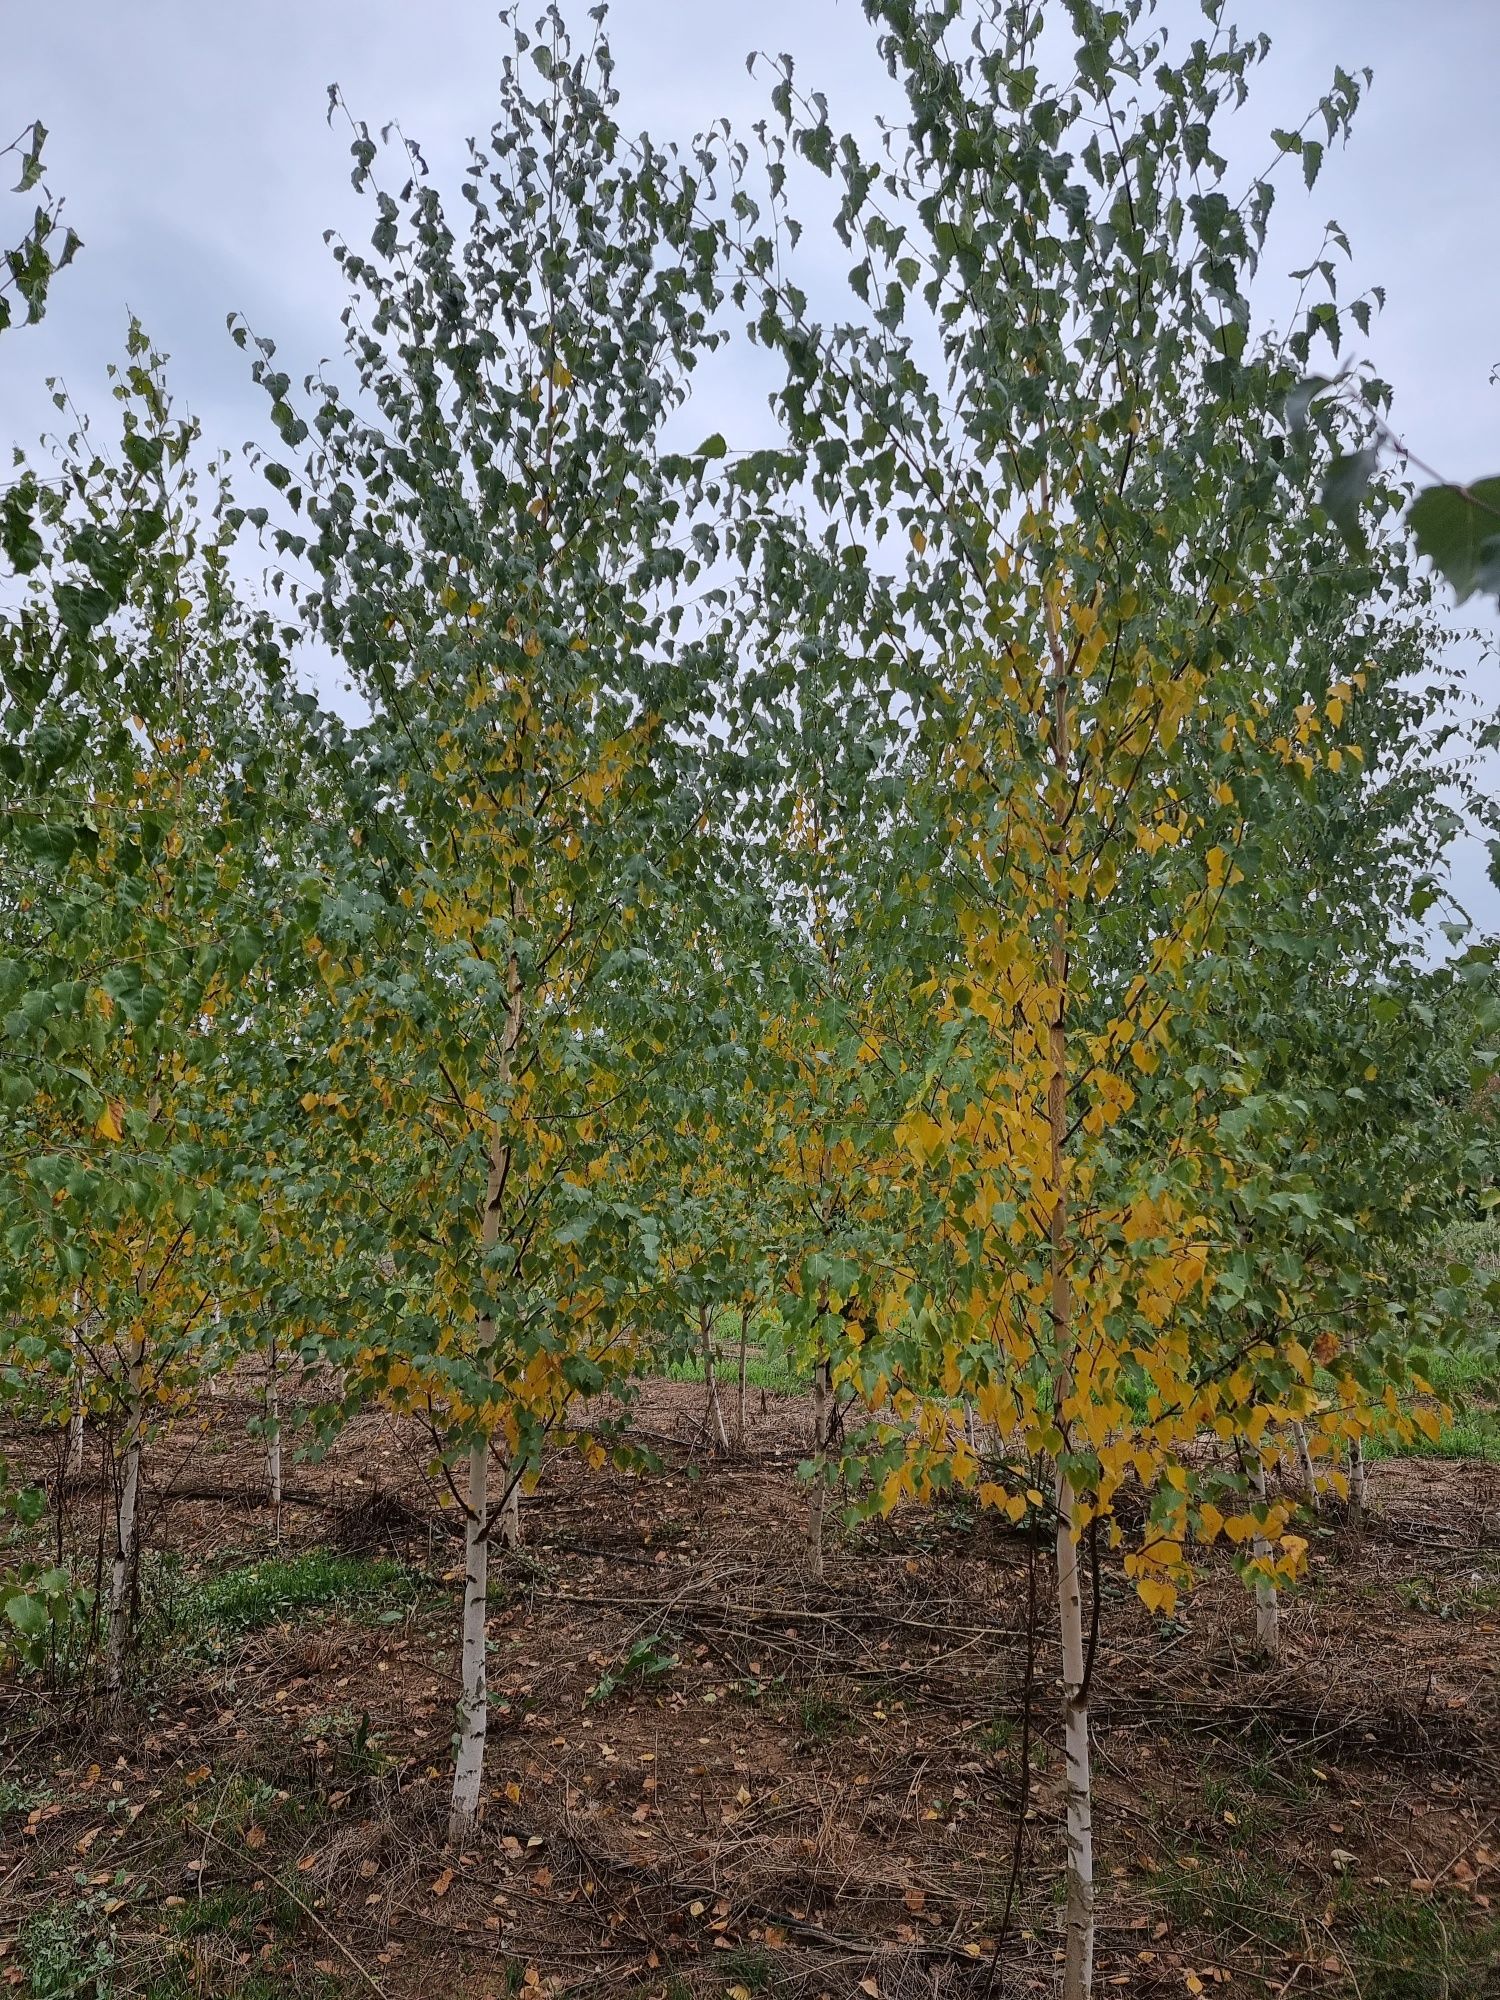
[1250,1452,1281,1657]
[450,909,524,1820]
[734,1303,750,1451]
[1041,592,1093,2000]
[963,1399,978,1454]
[105,1344,145,1697]
[495,1455,522,1551]
[1293,1422,1318,1513]
[1056,1469,1095,2000]
[448,1436,490,1843]
[67,1293,85,1478]
[1349,1433,1367,1518]
[266,1334,283,1540]
[701,1308,729,1454]
[807,1356,832,1581]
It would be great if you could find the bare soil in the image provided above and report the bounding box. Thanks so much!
[1,1379,1497,1999]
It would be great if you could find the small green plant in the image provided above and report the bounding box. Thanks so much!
[796,1689,852,1742]
[162,1551,415,1645]
[20,1891,118,1999]
[719,1946,775,1991]
[586,1633,680,1704]
[0,1777,52,1819]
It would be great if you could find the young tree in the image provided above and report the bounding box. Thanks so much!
[1,331,291,1684]
[707,6,1482,1989]
[241,11,732,1839]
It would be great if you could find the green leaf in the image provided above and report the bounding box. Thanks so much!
[1321,448,1379,546]
[4,1593,49,1639]
[1407,478,1500,605]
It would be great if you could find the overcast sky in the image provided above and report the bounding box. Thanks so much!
[4,0,1497,932]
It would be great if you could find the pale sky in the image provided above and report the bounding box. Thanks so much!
[5,0,1498,931]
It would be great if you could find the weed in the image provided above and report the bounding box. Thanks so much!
[0,1777,52,1819]
[20,1893,118,1999]
[163,1551,416,1646]
[976,1717,1017,1755]
[1338,1882,1500,1998]
[796,1689,852,1741]
[719,1945,775,1990]
[1156,1851,1302,1950]
[1397,1569,1500,1619]
[587,1633,680,1704]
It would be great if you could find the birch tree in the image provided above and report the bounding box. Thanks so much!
[241,10,731,1840]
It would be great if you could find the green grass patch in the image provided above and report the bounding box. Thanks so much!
[166,1550,417,1640]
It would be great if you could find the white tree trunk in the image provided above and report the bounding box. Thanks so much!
[701,1308,729,1454]
[1250,1451,1281,1657]
[734,1303,750,1450]
[448,1436,490,1843]
[105,1346,145,1697]
[266,1335,283,1540]
[1056,1468,1095,2000]
[964,1399,978,1454]
[495,1454,522,1551]
[806,1356,832,1581]
[1349,1433,1367,1518]
[1293,1422,1318,1512]
[67,1293,86,1478]
[1041,596,1093,2000]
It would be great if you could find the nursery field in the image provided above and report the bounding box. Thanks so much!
[10,7,1500,2000]
[1,1370,1497,2000]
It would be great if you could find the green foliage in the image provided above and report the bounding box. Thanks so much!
[159,1550,414,1640]
[19,1891,118,2000]
[586,1632,681,1704]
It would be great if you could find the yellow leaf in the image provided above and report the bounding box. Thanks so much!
[1136,1576,1177,1616]
[95,1100,124,1143]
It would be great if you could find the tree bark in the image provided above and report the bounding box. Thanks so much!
[448,918,523,1837]
[734,1301,751,1451]
[105,1341,146,1698]
[1250,1450,1281,1657]
[1045,559,1093,2000]
[701,1306,729,1454]
[1348,1432,1367,1520]
[1293,1422,1318,1512]
[266,1333,283,1541]
[807,1354,832,1581]
[67,1298,85,1479]
[448,1435,489,1843]
[495,1450,522,1550]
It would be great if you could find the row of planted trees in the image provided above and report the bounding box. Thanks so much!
[4,12,1499,1997]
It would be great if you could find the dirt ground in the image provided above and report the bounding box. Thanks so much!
[1,1378,1497,1999]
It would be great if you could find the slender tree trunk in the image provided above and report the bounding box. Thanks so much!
[1045,558,1093,2000]
[448,1436,489,1844]
[266,1334,283,1541]
[964,1399,978,1454]
[1250,1451,1281,1657]
[1293,1422,1318,1512]
[807,1354,832,1581]
[448,923,523,1840]
[734,1301,751,1450]
[495,1450,522,1551]
[105,1342,146,1698]
[701,1306,729,1454]
[1348,1433,1367,1520]
[67,1295,85,1479]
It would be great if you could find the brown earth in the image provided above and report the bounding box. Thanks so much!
[1,1378,1497,1999]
